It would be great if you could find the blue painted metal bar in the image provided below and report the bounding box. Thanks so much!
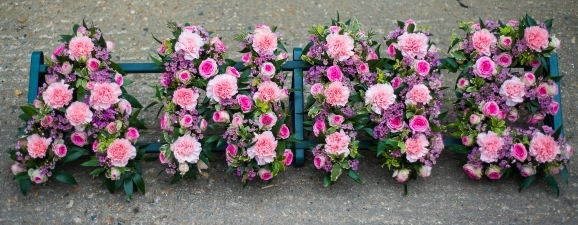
[292,48,306,167]
[548,53,564,136]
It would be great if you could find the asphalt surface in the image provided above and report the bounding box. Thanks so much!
[1,0,578,224]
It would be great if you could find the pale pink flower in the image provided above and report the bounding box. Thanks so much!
[310,83,324,95]
[226,66,240,78]
[27,134,52,158]
[258,168,273,180]
[206,74,238,102]
[231,113,244,128]
[90,82,122,110]
[482,101,500,117]
[71,131,87,147]
[171,135,202,164]
[313,155,326,169]
[549,101,559,115]
[396,32,429,59]
[160,112,170,131]
[66,102,93,127]
[105,138,136,167]
[176,70,192,84]
[405,84,432,105]
[236,95,253,112]
[528,112,545,125]
[213,110,230,123]
[125,127,140,141]
[159,151,168,164]
[258,113,278,129]
[277,52,288,61]
[260,62,276,78]
[474,56,496,78]
[42,80,73,108]
[418,165,432,178]
[498,36,513,50]
[183,26,196,32]
[462,135,475,146]
[199,119,208,131]
[110,167,121,180]
[68,36,94,61]
[324,130,351,156]
[409,115,429,132]
[367,50,379,60]
[252,30,278,54]
[394,169,410,183]
[278,124,290,139]
[485,165,502,180]
[405,134,430,162]
[499,77,525,106]
[178,163,189,174]
[11,164,26,175]
[113,73,123,86]
[508,20,519,26]
[511,143,528,161]
[118,99,132,115]
[365,83,396,114]
[404,19,416,31]
[325,33,355,61]
[241,53,252,65]
[175,31,205,60]
[247,131,278,165]
[547,83,558,96]
[549,36,561,49]
[198,59,218,79]
[463,164,482,180]
[324,82,350,107]
[508,108,519,122]
[254,81,282,102]
[477,131,504,163]
[61,62,73,75]
[106,40,115,52]
[529,132,560,163]
[469,114,482,125]
[210,36,227,52]
[524,26,549,52]
[520,164,536,177]
[172,88,199,111]
[328,114,345,127]
[313,120,326,137]
[326,65,343,82]
[30,170,47,184]
[496,53,512,67]
[387,117,404,132]
[471,29,497,56]
[413,60,430,76]
[329,26,341,33]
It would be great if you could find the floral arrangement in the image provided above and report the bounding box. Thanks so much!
[301,16,380,186]
[446,15,571,195]
[8,21,147,198]
[212,24,293,185]
[151,22,233,184]
[366,20,444,189]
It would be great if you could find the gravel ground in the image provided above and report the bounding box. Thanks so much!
[1,0,578,224]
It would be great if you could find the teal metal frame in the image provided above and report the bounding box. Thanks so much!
[27,49,563,168]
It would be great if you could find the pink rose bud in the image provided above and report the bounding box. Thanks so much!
[241,53,252,65]
[105,40,115,52]
[428,45,438,53]
[177,70,192,83]
[367,51,379,60]
[547,83,558,97]
[508,20,519,26]
[496,53,512,67]
[328,114,345,127]
[418,165,432,178]
[530,60,540,68]
[394,169,410,183]
[179,114,194,128]
[225,66,240,78]
[254,24,271,33]
[231,113,244,128]
[53,143,68,158]
[497,110,507,120]
[199,119,208,131]
[386,117,404,132]
[53,44,65,56]
[413,60,431,76]
[462,135,475,147]
[276,52,288,61]
[33,100,44,109]
[125,127,140,141]
[260,62,276,78]
[388,44,396,57]
[549,36,561,49]
[329,26,341,33]
[313,120,326,137]
[110,167,121,180]
[482,101,500,117]
[259,113,277,129]
[485,165,502,180]
[226,144,237,162]
[258,168,273,181]
[106,122,118,134]
[198,59,218,79]
[469,114,482,125]
[76,26,87,36]
[213,110,230,123]
[159,151,168,164]
[280,89,289,100]
[463,164,482,180]
[507,108,519,122]
[183,26,196,31]
[520,164,536,177]
[160,113,170,131]
[92,140,99,152]
[391,77,402,89]
[357,63,370,74]
[236,95,253,113]
[521,73,536,86]
[178,163,189,174]
[528,112,545,125]
[471,23,481,31]
[498,36,513,50]
[404,19,416,31]
[409,115,429,132]
[71,131,87,147]
[11,164,26,175]
[114,73,124,86]
[536,83,549,98]
[310,83,324,95]
[511,143,528,161]
[61,62,73,75]
[549,165,561,175]
[283,149,293,165]
[326,65,343,82]
[30,169,47,184]
[313,155,326,169]
[278,124,290,139]
[40,115,53,127]
[549,101,559,115]
[457,77,470,90]
[197,160,208,170]
[86,81,95,90]
[210,36,227,52]
[118,99,132,115]
[87,58,100,72]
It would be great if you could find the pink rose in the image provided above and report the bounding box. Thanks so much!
[40,115,53,128]
[310,83,324,95]
[529,132,560,163]
[90,82,122,110]
[547,83,558,97]
[549,101,559,115]
[409,115,429,132]
[210,36,226,52]
[324,82,350,107]
[172,88,200,111]
[259,113,278,129]
[530,60,540,68]
[387,117,404,132]
[413,60,430,76]
[106,40,115,52]
[498,36,513,50]
[236,95,253,112]
[178,163,189,174]
[499,77,525,106]
[53,44,65,56]
[283,149,293,165]
[313,120,326,137]
[278,124,290,139]
[171,135,202,164]
[231,113,244,128]
[536,83,549,98]
[159,151,168,164]
[61,62,73,75]
[326,65,343,82]
[68,36,94,61]
[474,56,496,78]
[53,143,67,158]
[469,114,482,125]
[106,121,119,134]
[365,83,396,114]
[252,30,278,54]
[496,53,512,67]
[405,134,430,162]
[30,170,48,184]
[11,164,26,175]
[118,99,132,115]
[71,131,87,147]
[524,26,549,52]
[106,138,137,167]
[241,52,252,65]
[213,110,230,123]
[476,131,504,163]
[394,169,410,183]
[418,165,432,178]
[42,80,73,109]
[260,62,276,78]
[27,134,52,158]
[396,32,429,59]
[326,33,355,61]
[175,31,204,60]
[324,130,351,156]
[206,74,238,102]
[313,155,326,169]
[405,84,432,105]
[520,164,537,177]
[528,112,545,125]
[110,167,121,180]
[226,144,237,163]
[66,102,93,128]
[199,119,208,131]
[87,58,100,72]
[254,81,282,102]
[92,140,99,152]
[329,26,341,33]
[226,66,240,78]
[277,52,288,61]
[328,114,345,127]
[177,70,192,83]
[247,131,278,165]
[387,44,396,57]
[125,127,140,141]
[391,77,402,89]
[471,29,497,56]
[198,59,218,79]
[463,164,482,180]
[113,73,124,86]
[258,168,273,181]
[511,143,528,161]
[357,63,369,74]
[482,101,500,117]
[485,165,502,180]
[549,36,561,49]
[462,135,475,146]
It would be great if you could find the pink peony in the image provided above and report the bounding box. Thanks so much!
[326,33,355,61]
[409,115,429,132]
[498,36,513,50]
[396,32,429,59]
[326,65,343,82]
[357,63,369,74]
[524,26,549,52]
[529,132,560,163]
[405,134,430,162]
[391,77,402,89]
[520,164,537,177]
[110,167,121,180]
[71,131,87,147]
[313,120,326,137]
[118,99,132,115]
[26,134,52,158]
[198,59,218,79]
[125,127,140,141]
[482,101,500,117]
[231,113,244,128]
[247,131,278,165]
[107,138,137,167]
[536,83,549,98]
[485,165,502,180]
[87,58,100,72]
[42,80,73,109]
[387,44,396,57]
[310,83,324,95]
[463,164,482,180]
[511,143,528,161]
[11,164,26,175]
[477,131,504,163]
[419,165,432,178]
[53,143,67,158]
[213,110,230,123]
[328,114,345,127]
[259,113,278,129]
[61,62,73,75]
[90,82,122,110]
[171,135,202,164]
[236,95,253,112]
[258,168,273,181]
[313,155,326,169]
[210,36,227,52]
[254,81,282,102]
[473,56,496,78]
[549,101,559,115]
[499,77,525,106]
[471,29,497,56]
[324,130,351,156]
[226,144,237,162]
[226,66,240,78]
[68,36,94,61]
[278,124,290,139]
[252,30,278,54]
[405,84,432,105]
[387,117,404,132]
[469,114,482,125]
[206,74,238,102]
[283,149,293,165]
[413,60,431,76]
[65,102,93,128]
[260,62,276,78]
[172,88,199,111]
[324,82,350,107]
[496,53,512,67]
[394,169,410,183]
[365,83,396,114]
[175,31,204,60]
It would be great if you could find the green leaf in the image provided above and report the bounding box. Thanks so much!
[544,19,553,33]
[61,147,87,162]
[518,175,536,192]
[407,24,415,33]
[545,174,560,197]
[109,61,126,75]
[560,165,569,185]
[20,178,31,196]
[278,41,287,52]
[81,158,100,166]
[13,172,29,181]
[429,121,441,132]
[450,50,467,60]
[132,173,146,194]
[276,140,286,155]
[331,164,342,182]
[124,177,134,199]
[205,135,220,143]
[122,93,144,108]
[525,14,537,27]
[20,105,38,118]
[437,111,449,121]
[143,101,158,111]
[447,144,469,154]
[170,173,183,184]
[54,171,77,185]
[347,170,363,184]
[553,125,563,139]
[323,174,333,187]
[364,128,374,138]
[89,168,106,176]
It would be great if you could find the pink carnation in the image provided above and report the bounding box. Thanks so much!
[474,56,496,78]
[89,82,122,110]
[325,33,355,61]
[65,101,93,128]
[529,132,560,163]
[236,95,253,112]
[365,83,396,114]
[405,84,432,105]
[524,26,549,52]
[413,60,430,76]
[68,36,94,61]
[254,81,282,102]
[476,131,504,163]
[107,138,137,167]
[471,29,497,56]
[171,135,202,164]
[172,88,200,111]
[496,53,512,67]
[278,124,290,139]
[324,82,350,107]
[396,32,429,59]
[324,130,351,156]
[326,65,343,82]
[42,80,73,109]
[175,31,204,60]
[310,83,324,95]
[206,74,238,102]
[405,134,430,162]
[499,77,525,106]
[247,131,278,165]
[198,59,218,79]
[26,134,52,158]
[252,30,278,54]
[511,143,528,161]
[71,131,87,147]
[409,115,429,132]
